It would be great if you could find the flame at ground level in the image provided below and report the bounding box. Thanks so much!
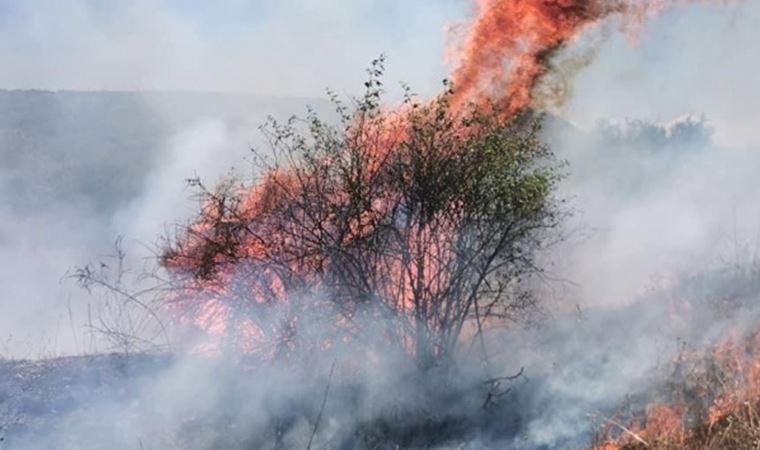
[595,330,760,449]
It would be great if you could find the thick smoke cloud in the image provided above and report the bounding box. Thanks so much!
[545,115,760,309]
[508,114,760,446]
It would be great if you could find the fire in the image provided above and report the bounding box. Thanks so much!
[163,106,477,357]
[447,0,706,117]
[162,0,722,358]
[705,332,760,424]
[595,330,760,449]
[449,0,618,116]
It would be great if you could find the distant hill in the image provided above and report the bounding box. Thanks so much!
[0,90,328,215]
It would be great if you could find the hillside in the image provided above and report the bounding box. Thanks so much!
[0,90,326,214]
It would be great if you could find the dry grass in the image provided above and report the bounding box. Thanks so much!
[592,333,760,450]
[601,401,760,449]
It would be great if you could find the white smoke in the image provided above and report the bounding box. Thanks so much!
[0,1,760,449]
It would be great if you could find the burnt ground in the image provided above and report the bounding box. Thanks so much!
[0,353,174,449]
[0,352,531,450]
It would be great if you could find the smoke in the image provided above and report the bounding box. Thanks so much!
[504,113,760,446]
[0,92,329,357]
[545,115,747,307]
[0,0,759,449]
[562,1,753,146]
[0,0,463,357]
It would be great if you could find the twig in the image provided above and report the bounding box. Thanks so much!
[307,361,337,450]
[483,367,525,385]
[482,367,524,409]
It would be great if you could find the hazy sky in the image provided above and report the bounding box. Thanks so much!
[0,0,465,98]
[563,2,759,148]
[0,1,758,145]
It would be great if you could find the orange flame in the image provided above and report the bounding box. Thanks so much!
[164,0,720,355]
[447,0,704,117]
[596,330,760,449]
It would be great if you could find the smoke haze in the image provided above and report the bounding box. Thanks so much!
[1,0,760,448]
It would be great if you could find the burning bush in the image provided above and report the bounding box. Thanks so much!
[162,59,562,368]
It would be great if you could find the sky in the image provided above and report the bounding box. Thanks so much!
[0,0,465,98]
[0,1,758,145]
[563,2,759,148]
